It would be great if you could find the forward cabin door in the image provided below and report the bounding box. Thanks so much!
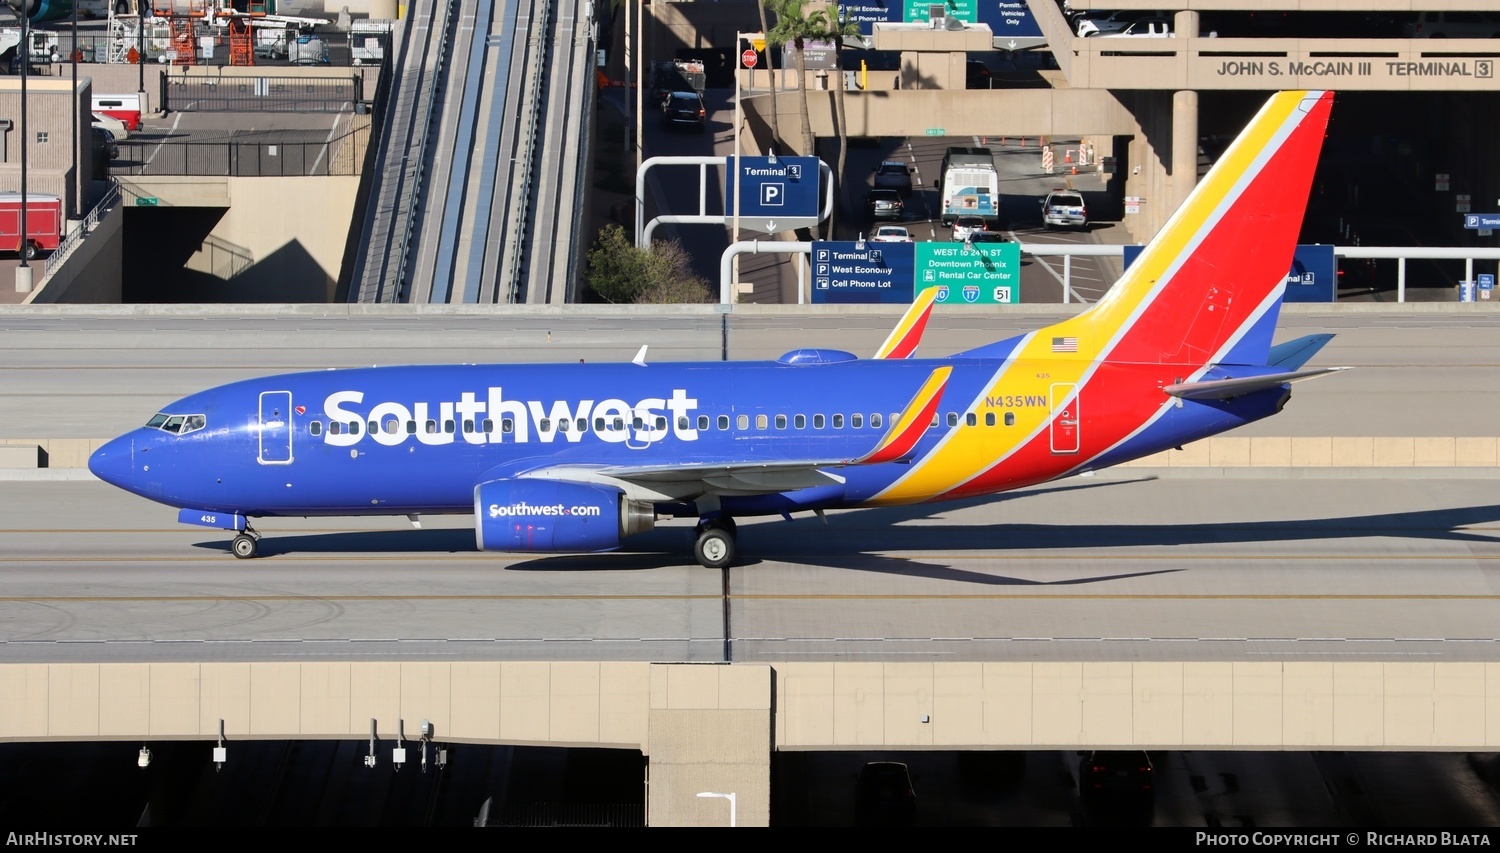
[1049,383,1080,454]
[258,390,294,464]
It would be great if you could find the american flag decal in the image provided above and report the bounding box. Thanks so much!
[1052,336,1078,353]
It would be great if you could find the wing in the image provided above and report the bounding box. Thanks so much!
[1164,366,1350,401]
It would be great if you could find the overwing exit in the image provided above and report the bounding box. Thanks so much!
[89,90,1349,568]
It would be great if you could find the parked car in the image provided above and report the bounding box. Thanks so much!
[1077,9,1168,37]
[90,112,129,141]
[871,225,913,242]
[1078,750,1154,824]
[952,214,987,241]
[1096,16,1174,38]
[855,761,916,826]
[965,59,992,89]
[91,126,118,161]
[1041,189,1088,229]
[866,188,904,220]
[873,160,913,195]
[660,90,706,132]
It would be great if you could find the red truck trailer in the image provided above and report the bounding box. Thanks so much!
[0,193,63,260]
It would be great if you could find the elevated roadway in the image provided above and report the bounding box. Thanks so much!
[4,304,1500,824]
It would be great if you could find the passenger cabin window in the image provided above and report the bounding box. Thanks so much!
[464,419,475,434]
[966,413,977,427]
[613,417,625,432]
[1005,412,1015,426]
[755,414,768,430]
[794,414,806,429]
[718,415,729,430]
[576,418,587,433]
[405,420,416,434]
[483,419,493,433]
[502,418,514,434]
[309,421,322,436]
[947,413,959,427]
[632,416,643,430]
[697,415,709,430]
[832,414,844,429]
[540,418,552,432]
[871,414,883,429]
[595,417,606,432]
[737,414,748,430]
[775,414,787,430]
[852,414,863,429]
[655,416,666,430]
[678,416,691,431]
[813,414,825,429]
[985,412,996,427]
[425,419,437,434]
[329,421,342,436]
[349,420,361,435]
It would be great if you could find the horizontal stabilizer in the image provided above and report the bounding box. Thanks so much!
[1267,334,1336,370]
[1164,366,1351,401]
[873,287,939,359]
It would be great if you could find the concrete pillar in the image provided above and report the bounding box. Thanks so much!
[15,264,32,294]
[1171,89,1199,219]
[646,663,772,826]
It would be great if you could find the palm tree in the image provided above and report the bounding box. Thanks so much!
[806,4,862,239]
[755,0,782,155]
[765,0,816,158]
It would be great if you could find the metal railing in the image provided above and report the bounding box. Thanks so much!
[36,182,121,289]
[113,125,370,177]
[163,75,362,113]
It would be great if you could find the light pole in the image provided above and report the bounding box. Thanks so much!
[137,0,145,97]
[17,2,30,292]
[696,791,736,827]
[71,0,77,219]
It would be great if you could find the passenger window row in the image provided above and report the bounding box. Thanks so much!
[303,409,1022,437]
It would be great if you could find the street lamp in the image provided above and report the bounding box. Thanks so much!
[696,791,736,827]
[17,0,30,293]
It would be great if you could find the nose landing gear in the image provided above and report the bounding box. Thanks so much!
[231,524,262,559]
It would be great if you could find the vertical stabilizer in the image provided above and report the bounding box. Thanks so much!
[1051,91,1334,368]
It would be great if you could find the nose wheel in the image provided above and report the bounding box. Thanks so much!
[231,526,261,559]
[693,517,737,569]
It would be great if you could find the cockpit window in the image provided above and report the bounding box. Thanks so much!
[146,412,207,435]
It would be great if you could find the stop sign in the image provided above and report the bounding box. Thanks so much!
[742,48,758,68]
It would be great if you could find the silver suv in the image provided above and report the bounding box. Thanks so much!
[1041,190,1088,229]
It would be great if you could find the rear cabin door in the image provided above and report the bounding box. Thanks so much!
[1049,383,1080,454]
[258,390,293,464]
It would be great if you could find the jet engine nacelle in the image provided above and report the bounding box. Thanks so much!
[474,478,654,553]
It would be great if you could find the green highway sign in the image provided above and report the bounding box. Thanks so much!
[135,197,159,207]
[915,241,1020,304]
[924,128,945,136]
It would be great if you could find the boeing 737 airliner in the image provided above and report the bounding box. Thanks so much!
[90,90,1347,568]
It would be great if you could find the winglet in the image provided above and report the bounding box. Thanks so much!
[632,345,648,366]
[855,365,951,464]
[873,287,939,359]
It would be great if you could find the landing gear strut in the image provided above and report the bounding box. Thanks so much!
[693,517,737,569]
[231,524,261,559]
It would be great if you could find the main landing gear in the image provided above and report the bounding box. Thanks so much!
[231,524,262,559]
[693,516,737,569]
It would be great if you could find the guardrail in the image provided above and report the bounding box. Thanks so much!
[36,182,121,289]
[721,242,1500,304]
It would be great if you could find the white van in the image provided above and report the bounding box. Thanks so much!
[1402,12,1500,38]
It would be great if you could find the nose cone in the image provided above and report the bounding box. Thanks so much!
[89,434,135,490]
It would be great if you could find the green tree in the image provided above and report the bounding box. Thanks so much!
[585,224,712,304]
